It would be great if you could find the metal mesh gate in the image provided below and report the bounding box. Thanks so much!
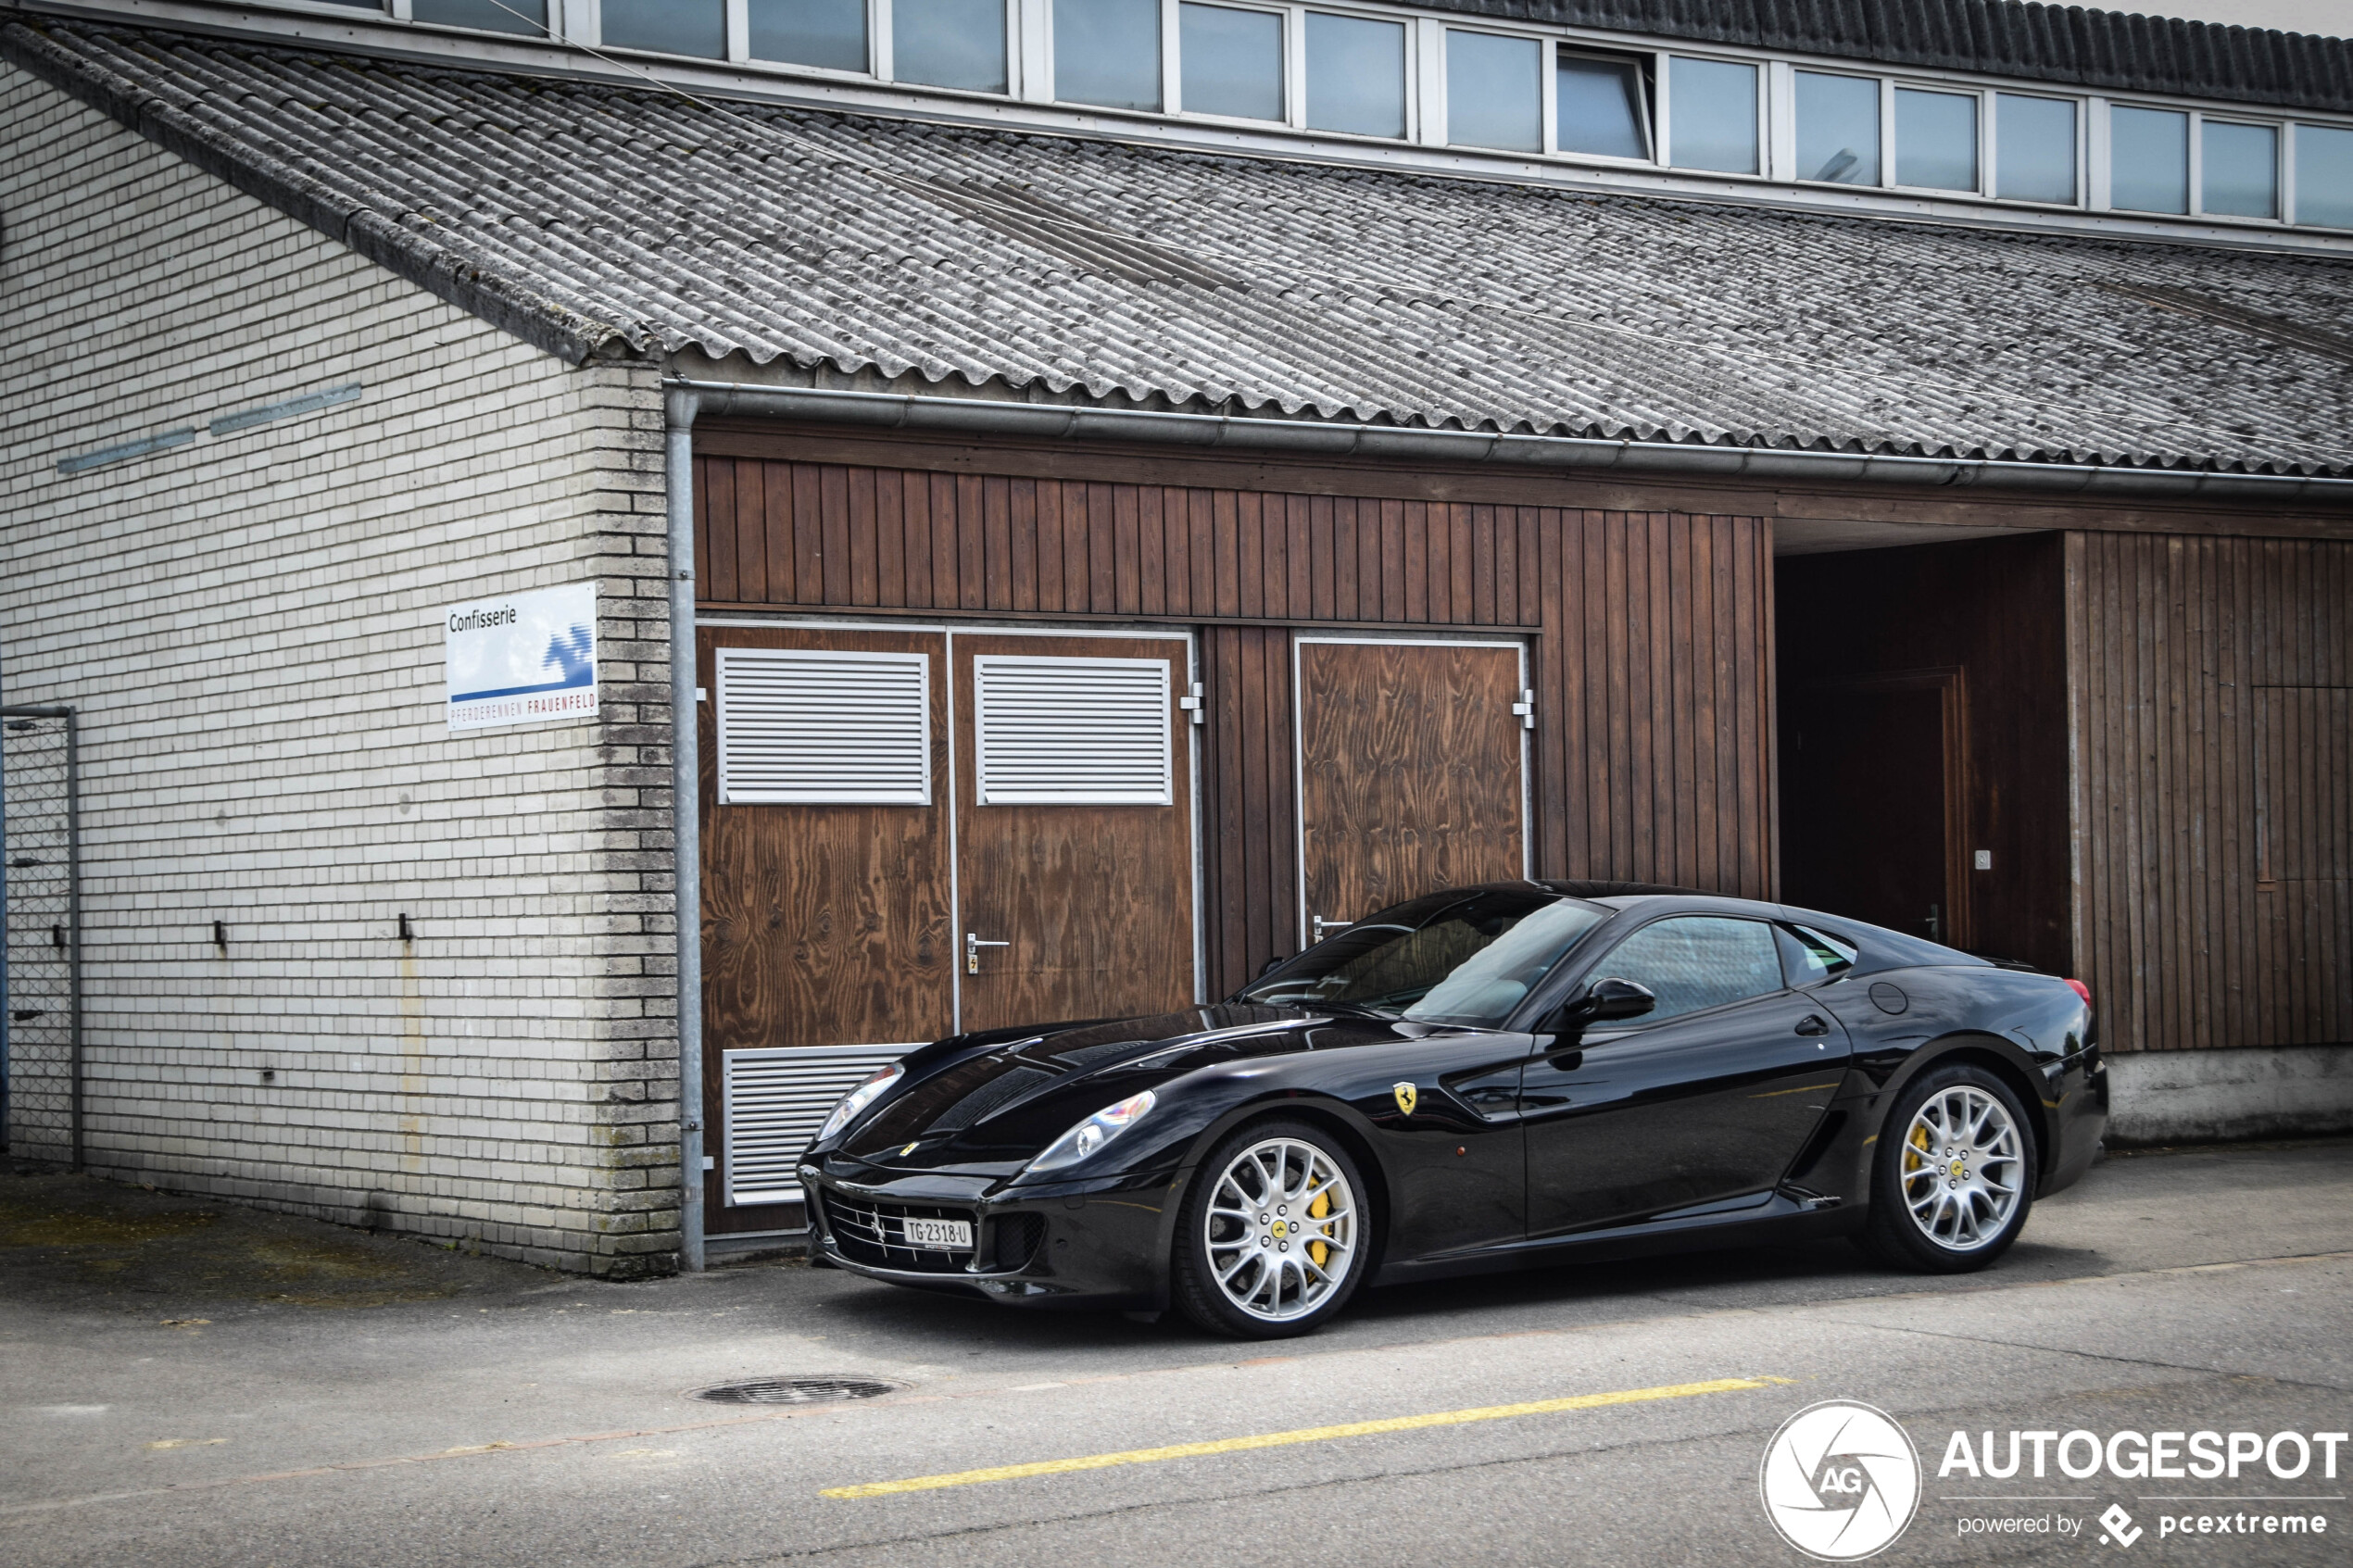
[2,706,81,1167]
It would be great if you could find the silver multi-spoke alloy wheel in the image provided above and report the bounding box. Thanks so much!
[1202,1136,1358,1323]
[1899,1084,2023,1251]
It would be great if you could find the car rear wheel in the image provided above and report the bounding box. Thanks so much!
[1860,1062,2038,1273]
[1172,1120,1368,1339]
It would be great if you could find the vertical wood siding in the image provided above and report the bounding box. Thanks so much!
[697,455,1777,997]
[2069,533,2353,1053]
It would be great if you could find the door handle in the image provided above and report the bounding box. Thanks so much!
[1311,914,1351,942]
[1794,1014,1831,1036]
[1541,1048,1583,1072]
[965,932,1010,974]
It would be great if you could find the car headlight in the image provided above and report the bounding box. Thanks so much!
[1025,1090,1156,1175]
[817,1064,904,1143]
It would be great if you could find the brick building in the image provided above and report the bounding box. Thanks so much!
[2,0,2348,1274]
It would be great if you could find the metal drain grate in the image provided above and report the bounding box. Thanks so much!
[689,1375,904,1406]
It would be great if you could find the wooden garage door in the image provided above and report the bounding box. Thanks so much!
[699,625,1201,1220]
[1296,638,1530,944]
[954,633,1198,1033]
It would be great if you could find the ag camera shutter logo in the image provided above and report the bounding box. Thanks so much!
[1759,1400,1922,1560]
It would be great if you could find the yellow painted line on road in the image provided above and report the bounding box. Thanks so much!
[822,1374,1793,1499]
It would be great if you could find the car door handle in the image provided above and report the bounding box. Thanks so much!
[1541,1048,1583,1071]
[1794,1014,1831,1036]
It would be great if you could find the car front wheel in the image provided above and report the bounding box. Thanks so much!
[1172,1120,1369,1339]
[1860,1063,2038,1273]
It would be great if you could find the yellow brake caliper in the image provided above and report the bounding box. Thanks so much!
[1308,1189,1330,1268]
[1906,1123,1931,1178]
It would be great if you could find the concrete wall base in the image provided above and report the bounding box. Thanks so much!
[2107,1045,2353,1146]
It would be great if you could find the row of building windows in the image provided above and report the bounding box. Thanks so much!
[320,0,2353,231]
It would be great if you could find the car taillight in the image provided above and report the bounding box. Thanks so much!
[2064,978,2092,1009]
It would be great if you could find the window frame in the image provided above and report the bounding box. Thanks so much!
[1438,23,1549,157]
[1042,0,1169,113]
[1886,78,1988,198]
[2291,119,2353,232]
[1658,48,1768,181]
[1167,0,1293,126]
[1573,912,1793,1031]
[1787,65,1883,190]
[731,0,882,80]
[1989,88,2085,209]
[1552,43,1656,166]
[2194,110,2286,225]
[1293,4,1420,144]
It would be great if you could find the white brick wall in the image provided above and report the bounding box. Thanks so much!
[0,66,680,1275]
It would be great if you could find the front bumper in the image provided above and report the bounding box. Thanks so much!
[801,1159,1180,1311]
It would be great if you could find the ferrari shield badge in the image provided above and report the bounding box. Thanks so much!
[1391,1081,1418,1117]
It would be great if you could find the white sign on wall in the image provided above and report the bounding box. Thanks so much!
[443,583,598,731]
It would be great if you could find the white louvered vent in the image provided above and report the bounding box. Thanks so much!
[716,647,930,805]
[723,1044,912,1206]
[975,656,1173,805]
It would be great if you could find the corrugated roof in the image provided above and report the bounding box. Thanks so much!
[7,19,2352,479]
[1416,2,2353,116]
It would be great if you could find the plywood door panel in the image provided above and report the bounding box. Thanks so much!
[698,624,955,1231]
[954,633,1198,1033]
[1296,640,1528,939]
[698,625,955,1055]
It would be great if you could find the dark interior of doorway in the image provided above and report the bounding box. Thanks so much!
[1774,532,2071,975]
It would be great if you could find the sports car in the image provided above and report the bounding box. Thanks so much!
[798,881,2107,1338]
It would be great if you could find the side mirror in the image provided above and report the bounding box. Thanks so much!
[1256,953,1290,979]
[1550,976,1656,1034]
[1584,976,1657,1022]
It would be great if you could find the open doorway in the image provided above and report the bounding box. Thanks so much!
[1773,531,2070,973]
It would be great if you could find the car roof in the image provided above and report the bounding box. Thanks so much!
[1521,881,1992,973]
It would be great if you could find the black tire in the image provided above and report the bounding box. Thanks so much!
[1858,1061,2039,1273]
[1171,1119,1371,1339]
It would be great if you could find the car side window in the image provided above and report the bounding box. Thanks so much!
[1591,916,1783,1024]
[1776,923,1858,988]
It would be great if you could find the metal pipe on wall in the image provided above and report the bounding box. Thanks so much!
[665,388,705,1273]
[668,380,2353,507]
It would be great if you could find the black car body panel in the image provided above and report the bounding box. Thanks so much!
[800,884,2105,1312]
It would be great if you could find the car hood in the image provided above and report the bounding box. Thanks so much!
[837,1003,1398,1171]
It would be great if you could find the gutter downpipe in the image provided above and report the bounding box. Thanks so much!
[666,387,705,1274]
[670,381,2353,506]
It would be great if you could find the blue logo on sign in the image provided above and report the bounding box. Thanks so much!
[450,621,595,702]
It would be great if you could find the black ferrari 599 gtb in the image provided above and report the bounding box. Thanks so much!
[799,882,2106,1338]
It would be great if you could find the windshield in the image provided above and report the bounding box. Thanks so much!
[1235,889,1608,1027]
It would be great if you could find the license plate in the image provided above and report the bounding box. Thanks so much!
[901,1217,973,1250]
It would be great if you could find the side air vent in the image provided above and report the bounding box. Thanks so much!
[716,646,930,805]
[974,655,1173,806]
[722,1044,913,1206]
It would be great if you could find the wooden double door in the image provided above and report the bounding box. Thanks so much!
[698,624,1197,1219]
[1295,637,1533,942]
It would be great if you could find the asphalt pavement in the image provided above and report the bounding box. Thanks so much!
[4,1139,2348,1566]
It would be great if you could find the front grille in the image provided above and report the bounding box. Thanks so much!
[822,1192,978,1273]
